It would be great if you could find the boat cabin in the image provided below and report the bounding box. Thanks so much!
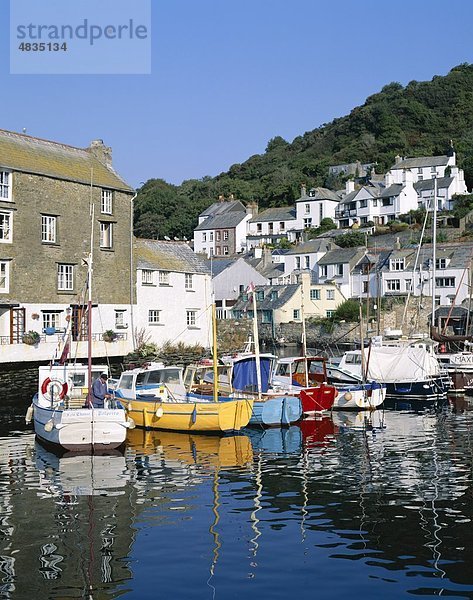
[116,363,185,400]
[37,364,109,407]
[273,356,328,388]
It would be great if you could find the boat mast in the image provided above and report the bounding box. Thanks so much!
[212,302,219,403]
[87,173,94,410]
[251,285,262,400]
[301,282,309,387]
[431,177,438,330]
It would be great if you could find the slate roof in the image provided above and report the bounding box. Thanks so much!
[195,211,248,231]
[199,200,246,218]
[233,284,299,312]
[206,257,236,276]
[249,206,296,223]
[317,247,366,266]
[285,238,338,255]
[414,177,454,193]
[0,129,133,191]
[379,183,404,198]
[297,187,340,203]
[135,239,210,274]
[390,155,449,170]
[379,243,473,272]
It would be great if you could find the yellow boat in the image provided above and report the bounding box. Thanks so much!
[126,428,253,467]
[114,363,253,433]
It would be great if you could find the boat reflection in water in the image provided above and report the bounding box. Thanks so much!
[331,409,386,432]
[299,415,337,448]
[243,425,302,454]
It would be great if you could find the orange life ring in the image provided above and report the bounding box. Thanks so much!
[41,377,68,400]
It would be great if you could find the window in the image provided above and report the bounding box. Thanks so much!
[159,271,170,285]
[296,257,301,269]
[262,310,272,323]
[405,279,412,292]
[42,311,60,331]
[100,222,113,248]
[257,223,262,233]
[320,265,327,277]
[216,246,221,255]
[382,198,394,206]
[202,232,207,242]
[363,281,369,294]
[418,175,423,181]
[256,290,264,301]
[386,279,401,292]
[361,217,368,225]
[101,189,113,214]
[216,231,221,242]
[436,277,455,288]
[223,230,229,240]
[319,204,323,220]
[305,256,310,269]
[359,200,367,208]
[115,310,126,328]
[0,172,10,199]
[142,269,154,285]
[185,273,193,290]
[431,166,437,173]
[310,289,320,300]
[0,261,9,292]
[0,212,12,243]
[305,203,310,214]
[57,264,74,291]
[41,215,56,243]
[390,258,405,271]
[279,222,285,231]
[326,289,335,300]
[149,310,161,324]
[186,310,197,327]
[293,309,300,320]
[209,232,214,242]
[270,290,278,300]
[326,310,335,318]
[223,246,229,255]
[336,264,343,276]
[303,218,312,228]
[436,258,447,269]
[269,222,274,232]
[373,199,378,207]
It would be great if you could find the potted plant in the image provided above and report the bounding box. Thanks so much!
[102,329,117,342]
[23,330,40,345]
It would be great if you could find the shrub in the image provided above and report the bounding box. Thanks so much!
[23,330,40,345]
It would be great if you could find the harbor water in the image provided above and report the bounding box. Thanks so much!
[1,395,473,599]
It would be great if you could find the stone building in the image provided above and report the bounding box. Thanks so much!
[0,129,135,363]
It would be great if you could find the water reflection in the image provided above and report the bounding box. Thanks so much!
[1,407,473,598]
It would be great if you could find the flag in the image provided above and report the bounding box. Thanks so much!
[59,338,70,365]
[246,282,255,293]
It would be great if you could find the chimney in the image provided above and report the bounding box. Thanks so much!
[394,237,401,250]
[87,139,112,167]
[246,201,258,217]
[218,194,225,202]
[229,193,235,200]
[394,154,402,164]
[301,183,307,198]
[345,179,355,194]
[263,247,272,266]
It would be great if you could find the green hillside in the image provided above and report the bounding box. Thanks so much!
[134,63,473,240]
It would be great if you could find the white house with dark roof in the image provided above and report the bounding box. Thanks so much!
[246,206,296,249]
[294,185,340,235]
[209,256,268,319]
[135,239,212,347]
[193,198,253,257]
[317,246,368,298]
[282,238,338,281]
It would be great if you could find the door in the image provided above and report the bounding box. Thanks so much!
[71,305,89,341]
[10,307,25,343]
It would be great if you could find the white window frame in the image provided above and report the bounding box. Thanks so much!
[185,273,193,290]
[100,222,113,249]
[320,265,327,277]
[42,311,61,331]
[293,309,300,320]
[223,246,229,255]
[390,258,405,271]
[41,215,56,244]
[57,264,74,291]
[0,171,11,200]
[310,289,320,300]
[202,232,207,242]
[148,309,161,324]
[386,279,401,292]
[336,263,343,276]
[159,271,170,285]
[303,217,312,228]
[216,231,221,242]
[296,257,301,269]
[101,189,113,214]
[209,232,214,242]
[141,269,154,285]
[436,258,447,270]
[326,289,335,300]
[305,203,310,214]
[305,256,310,269]
[223,230,229,240]
[435,277,455,288]
[0,261,9,293]
[115,310,126,328]
[0,211,12,243]
[186,310,197,327]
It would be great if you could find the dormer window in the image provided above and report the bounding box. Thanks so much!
[436,258,448,270]
[390,258,405,271]
[0,172,11,200]
[320,265,327,277]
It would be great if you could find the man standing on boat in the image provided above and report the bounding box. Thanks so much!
[91,373,112,408]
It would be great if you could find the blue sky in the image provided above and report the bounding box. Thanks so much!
[1,0,472,188]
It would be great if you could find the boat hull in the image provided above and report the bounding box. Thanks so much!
[333,383,386,410]
[32,395,128,452]
[384,377,449,402]
[299,384,336,415]
[249,396,302,426]
[120,396,253,433]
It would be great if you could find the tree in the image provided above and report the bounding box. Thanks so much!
[335,232,366,247]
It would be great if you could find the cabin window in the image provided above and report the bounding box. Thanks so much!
[0,211,12,243]
[345,353,362,364]
[41,215,56,244]
[101,189,113,214]
[120,374,134,390]
[57,264,74,291]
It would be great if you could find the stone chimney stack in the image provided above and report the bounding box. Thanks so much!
[395,154,402,164]
[87,139,112,167]
[394,237,401,250]
[263,246,272,267]
[218,194,225,202]
[246,201,258,217]
[301,183,307,198]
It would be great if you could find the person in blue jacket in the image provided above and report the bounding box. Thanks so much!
[91,373,112,408]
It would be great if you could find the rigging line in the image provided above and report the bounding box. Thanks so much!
[249,451,262,559]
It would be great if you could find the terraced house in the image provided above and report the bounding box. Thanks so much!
[0,129,135,363]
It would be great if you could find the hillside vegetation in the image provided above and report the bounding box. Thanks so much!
[134,64,473,240]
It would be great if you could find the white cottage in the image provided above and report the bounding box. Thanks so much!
[135,239,212,348]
